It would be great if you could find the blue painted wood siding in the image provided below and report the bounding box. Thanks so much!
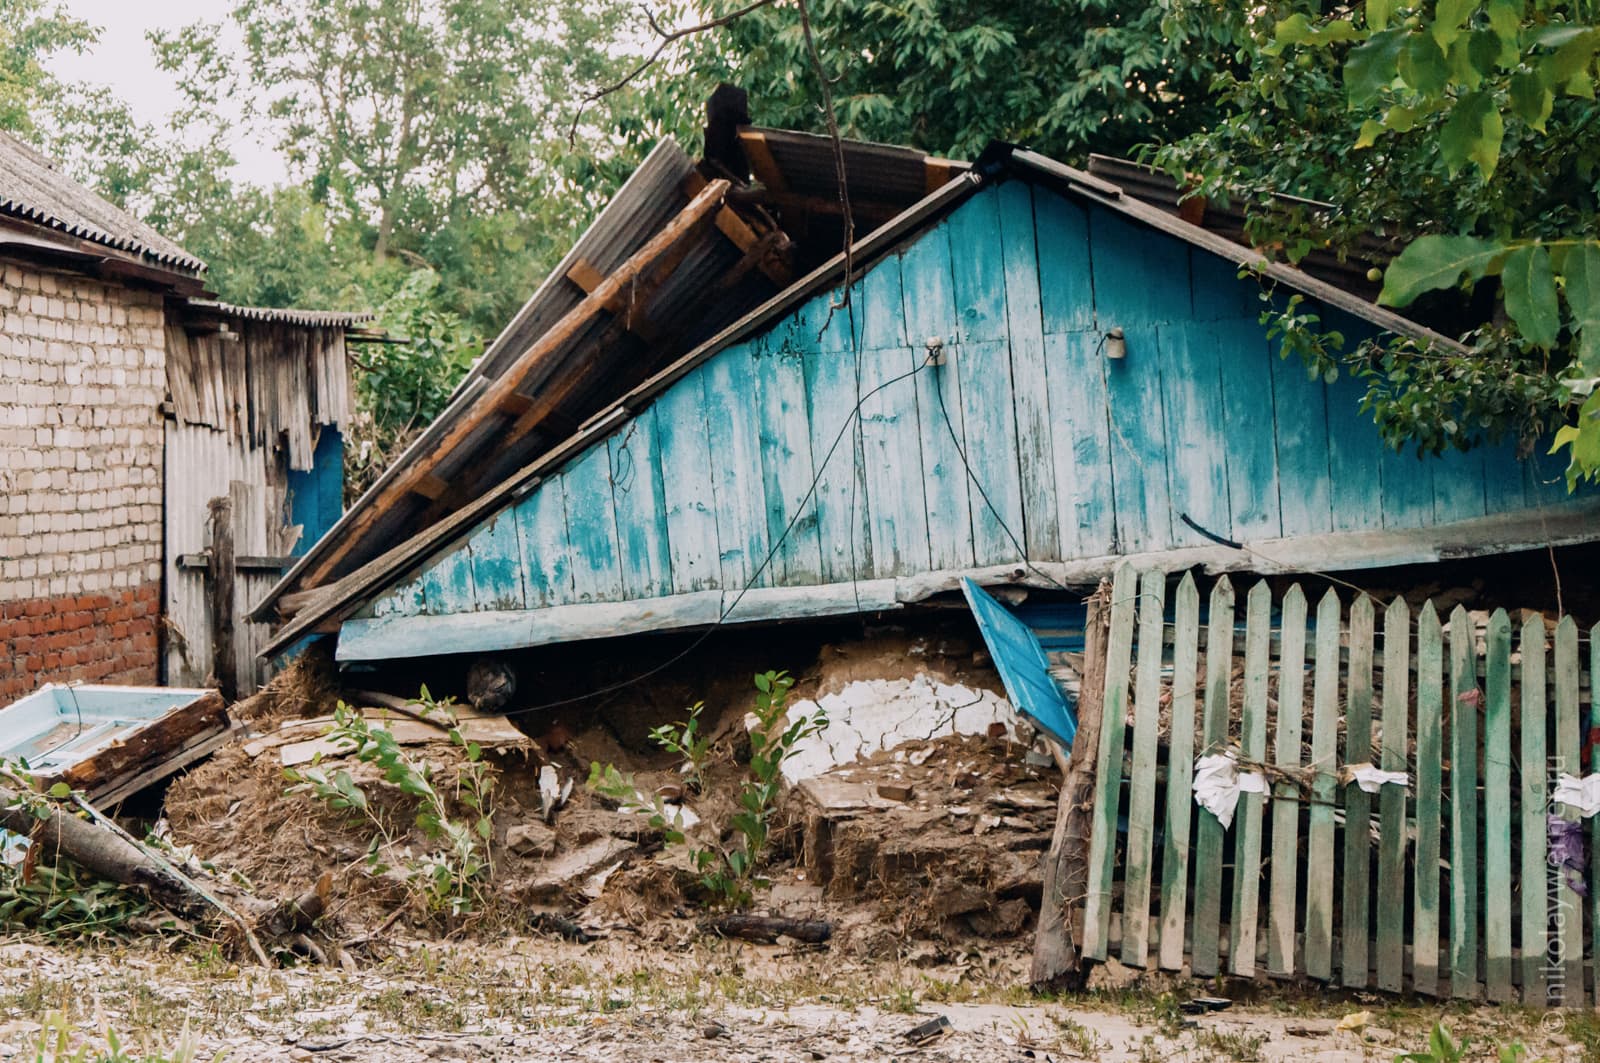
[286,427,344,556]
[363,181,1584,622]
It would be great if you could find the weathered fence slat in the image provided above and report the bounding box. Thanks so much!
[1157,572,1200,972]
[1341,595,1375,988]
[1520,613,1548,1006]
[1483,609,1513,1002]
[1554,616,1583,1004]
[1412,602,1443,997]
[1267,584,1306,978]
[1591,623,1600,1009]
[1081,564,1137,962]
[1375,597,1410,993]
[1120,570,1166,967]
[1190,576,1236,977]
[1305,588,1341,983]
[1449,605,1480,1000]
[1229,581,1271,977]
[1073,571,1599,1007]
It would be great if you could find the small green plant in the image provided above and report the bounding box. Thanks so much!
[1195,1027,1265,1062]
[1396,1024,1468,1063]
[648,702,712,792]
[589,671,827,908]
[27,1011,216,1062]
[283,690,495,917]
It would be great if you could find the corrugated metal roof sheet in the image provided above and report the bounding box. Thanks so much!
[0,131,205,275]
[185,300,376,328]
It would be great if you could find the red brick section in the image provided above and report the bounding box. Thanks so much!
[0,581,160,701]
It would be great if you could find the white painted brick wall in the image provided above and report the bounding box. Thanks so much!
[0,262,165,600]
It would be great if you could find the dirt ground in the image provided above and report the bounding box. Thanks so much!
[0,936,1586,1063]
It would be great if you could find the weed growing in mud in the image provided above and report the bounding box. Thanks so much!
[1396,1022,1532,1063]
[589,671,826,908]
[648,702,713,793]
[27,1011,212,1063]
[283,692,496,918]
[1194,1027,1265,1061]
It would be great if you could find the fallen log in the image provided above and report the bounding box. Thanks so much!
[0,783,324,964]
[700,914,832,944]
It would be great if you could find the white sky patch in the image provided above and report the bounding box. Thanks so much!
[45,0,290,187]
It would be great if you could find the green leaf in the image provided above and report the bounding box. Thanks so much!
[1383,103,1420,132]
[1502,244,1560,348]
[1355,118,1386,148]
[1379,234,1504,306]
[1367,0,1394,32]
[1431,0,1475,49]
[1510,70,1554,130]
[1346,28,1407,108]
[47,783,70,799]
[1400,32,1450,94]
[1439,90,1504,177]
[1562,243,1600,373]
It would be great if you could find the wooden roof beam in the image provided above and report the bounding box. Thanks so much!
[296,178,733,590]
[738,129,788,193]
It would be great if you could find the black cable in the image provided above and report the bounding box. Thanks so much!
[494,354,936,718]
[927,353,1076,596]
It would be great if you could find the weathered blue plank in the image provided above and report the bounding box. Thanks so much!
[861,249,908,351]
[1158,320,1231,548]
[803,343,873,583]
[1480,435,1533,515]
[1189,249,1259,321]
[946,188,1010,343]
[900,218,975,570]
[754,330,823,584]
[1090,208,1192,327]
[608,407,673,600]
[1044,330,1116,557]
[1267,349,1333,537]
[858,343,930,577]
[900,219,960,347]
[562,443,624,603]
[1215,317,1282,539]
[997,181,1059,560]
[704,341,772,590]
[797,279,866,354]
[513,476,575,609]
[1034,189,1095,334]
[1323,365,1385,532]
[465,512,526,611]
[287,427,344,555]
[956,339,1026,564]
[1104,325,1173,552]
[371,573,426,618]
[419,539,477,616]
[1378,442,1438,531]
[651,368,721,594]
[1430,443,1488,526]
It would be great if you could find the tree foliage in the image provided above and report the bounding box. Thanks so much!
[665,0,1233,160]
[1157,0,1600,486]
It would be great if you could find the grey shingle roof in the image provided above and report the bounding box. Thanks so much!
[0,131,205,275]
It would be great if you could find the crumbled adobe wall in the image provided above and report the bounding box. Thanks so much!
[0,260,166,697]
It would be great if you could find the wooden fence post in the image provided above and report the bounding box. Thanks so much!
[205,496,236,701]
[1030,577,1112,990]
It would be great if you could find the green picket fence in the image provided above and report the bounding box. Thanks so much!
[1079,566,1600,1005]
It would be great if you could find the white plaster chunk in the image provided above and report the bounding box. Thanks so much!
[777,674,1019,785]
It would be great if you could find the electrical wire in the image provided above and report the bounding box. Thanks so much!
[494,353,937,718]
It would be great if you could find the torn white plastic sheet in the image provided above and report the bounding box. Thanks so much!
[1192,751,1268,829]
[1552,773,1600,817]
[1343,763,1410,794]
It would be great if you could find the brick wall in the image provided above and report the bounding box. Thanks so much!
[0,260,167,695]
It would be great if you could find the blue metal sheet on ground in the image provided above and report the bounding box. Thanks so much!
[961,578,1078,747]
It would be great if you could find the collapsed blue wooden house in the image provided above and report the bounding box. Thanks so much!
[255,131,1599,683]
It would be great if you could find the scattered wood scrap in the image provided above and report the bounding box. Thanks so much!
[701,914,832,944]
